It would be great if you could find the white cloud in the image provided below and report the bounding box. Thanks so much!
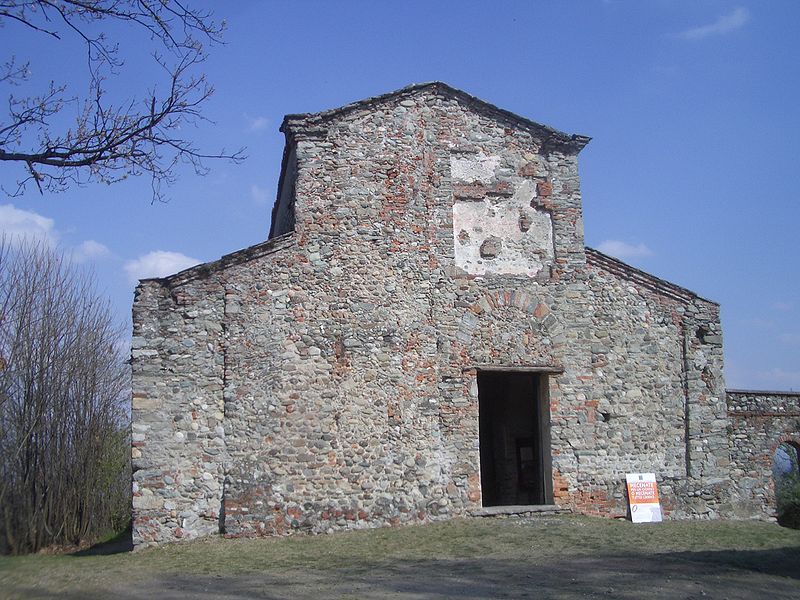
[250,184,270,206]
[124,251,201,283]
[0,203,58,246]
[679,7,749,40]
[72,239,111,263]
[0,203,114,266]
[246,114,269,132]
[596,239,654,260]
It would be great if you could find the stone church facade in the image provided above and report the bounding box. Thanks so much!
[131,83,798,547]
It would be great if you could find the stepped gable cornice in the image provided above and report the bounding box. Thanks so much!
[585,246,717,306]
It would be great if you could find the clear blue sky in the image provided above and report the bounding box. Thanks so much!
[1,1,798,390]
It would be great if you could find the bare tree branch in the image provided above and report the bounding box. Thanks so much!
[0,1,244,202]
[0,57,31,85]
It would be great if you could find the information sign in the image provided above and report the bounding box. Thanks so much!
[625,472,662,523]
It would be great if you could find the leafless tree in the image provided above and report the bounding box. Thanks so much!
[0,1,244,202]
[0,238,130,554]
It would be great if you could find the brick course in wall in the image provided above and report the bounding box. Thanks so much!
[130,83,780,547]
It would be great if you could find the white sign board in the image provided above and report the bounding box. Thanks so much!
[626,473,662,523]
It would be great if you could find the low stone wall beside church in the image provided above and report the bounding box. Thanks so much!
[727,389,800,518]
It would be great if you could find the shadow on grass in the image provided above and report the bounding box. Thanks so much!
[71,526,133,556]
[669,546,800,580]
[15,545,800,600]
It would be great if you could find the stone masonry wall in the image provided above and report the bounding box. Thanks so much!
[219,86,592,537]
[131,83,731,546]
[727,390,800,518]
[584,250,729,518]
[131,273,226,547]
[131,236,294,546]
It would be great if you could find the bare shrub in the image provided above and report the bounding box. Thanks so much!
[0,238,130,554]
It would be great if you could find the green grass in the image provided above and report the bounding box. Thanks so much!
[1,516,799,594]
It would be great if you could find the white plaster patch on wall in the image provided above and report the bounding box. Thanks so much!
[450,153,501,184]
[453,180,554,276]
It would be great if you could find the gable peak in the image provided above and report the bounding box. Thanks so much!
[281,82,590,153]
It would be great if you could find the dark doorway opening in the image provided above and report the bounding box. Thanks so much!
[478,371,553,507]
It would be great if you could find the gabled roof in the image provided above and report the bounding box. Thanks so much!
[280,82,591,153]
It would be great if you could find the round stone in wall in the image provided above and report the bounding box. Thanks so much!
[480,236,502,259]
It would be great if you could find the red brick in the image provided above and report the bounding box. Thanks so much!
[537,180,553,197]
